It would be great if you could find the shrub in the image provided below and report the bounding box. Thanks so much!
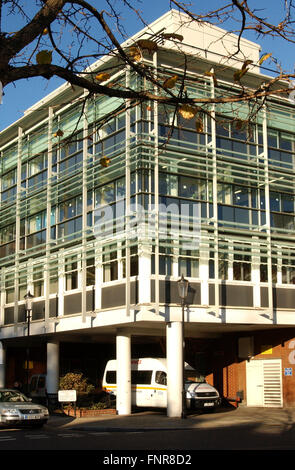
[59,372,95,394]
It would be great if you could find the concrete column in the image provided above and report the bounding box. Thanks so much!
[166,321,183,417]
[200,230,209,306]
[0,342,6,388]
[138,244,151,304]
[116,330,131,415]
[46,341,59,395]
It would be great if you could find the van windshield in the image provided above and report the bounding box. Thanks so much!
[184,370,206,383]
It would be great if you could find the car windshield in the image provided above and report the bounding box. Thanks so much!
[184,370,206,383]
[0,390,30,403]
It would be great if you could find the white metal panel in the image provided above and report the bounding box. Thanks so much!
[246,359,283,408]
[263,360,283,407]
[246,360,264,406]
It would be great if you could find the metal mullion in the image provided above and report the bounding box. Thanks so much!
[45,107,53,327]
[125,66,131,317]
[14,127,23,328]
[82,90,88,322]
[262,106,274,320]
[209,68,219,317]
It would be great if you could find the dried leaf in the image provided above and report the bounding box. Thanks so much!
[36,50,52,65]
[100,156,111,168]
[95,72,111,82]
[259,52,272,65]
[136,39,158,53]
[233,119,246,131]
[178,105,198,120]
[54,129,64,137]
[162,33,184,42]
[163,75,178,89]
[128,46,142,62]
[196,117,204,133]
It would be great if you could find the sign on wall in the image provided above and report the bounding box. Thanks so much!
[284,368,293,377]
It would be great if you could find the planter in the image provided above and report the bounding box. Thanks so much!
[64,408,116,417]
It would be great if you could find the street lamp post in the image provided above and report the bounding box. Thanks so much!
[24,291,34,394]
[177,274,189,419]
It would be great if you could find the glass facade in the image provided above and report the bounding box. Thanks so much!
[1,63,295,326]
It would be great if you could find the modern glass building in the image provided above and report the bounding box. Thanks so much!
[1,10,295,415]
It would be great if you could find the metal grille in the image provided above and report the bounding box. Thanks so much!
[195,392,218,398]
[19,409,42,414]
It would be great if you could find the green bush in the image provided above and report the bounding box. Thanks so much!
[89,402,108,410]
[59,372,95,394]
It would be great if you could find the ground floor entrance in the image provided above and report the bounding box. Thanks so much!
[2,324,295,414]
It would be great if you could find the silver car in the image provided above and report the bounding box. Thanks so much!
[0,389,49,428]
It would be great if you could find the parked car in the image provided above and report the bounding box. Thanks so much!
[0,389,49,428]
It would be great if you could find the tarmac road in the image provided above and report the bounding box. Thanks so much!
[1,406,295,461]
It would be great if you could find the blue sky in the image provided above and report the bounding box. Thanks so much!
[1,0,294,131]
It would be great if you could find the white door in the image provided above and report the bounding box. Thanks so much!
[246,359,283,407]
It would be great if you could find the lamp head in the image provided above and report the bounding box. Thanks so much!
[177,274,189,300]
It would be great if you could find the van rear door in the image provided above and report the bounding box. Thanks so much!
[150,370,167,408]
[131,369,153,407]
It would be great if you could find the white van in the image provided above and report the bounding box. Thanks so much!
[102,357,221,410]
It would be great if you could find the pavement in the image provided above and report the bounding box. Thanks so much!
[46,405,295,433]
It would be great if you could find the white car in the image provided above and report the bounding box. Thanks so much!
[0,389,49,428]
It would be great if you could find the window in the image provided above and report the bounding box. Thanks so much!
[105,371,116,384]
[95,183,115,207]
[49,267,58,294]
[179,241,199,278]
[131,370,152,385]
[267,128,294,168]
[179,176,199,199]
[0,224,16,244]
[27,170,47,192]
[28,211,46,234]
[65,255,78,290]
[155,371,167,385]
[59,196,82,222]
[5,274,14,303]
[1,169,16,190]
[59,131,83,160]
[33,265,44,297]
[122,245,138,278]
[218,243,228,280]
[86,257,95,286]
[233,186,249,207]
[28,153,47,177]
[103,245,118,282]
[282,251,295,284]
[18,272,27,301]
[233,244,251,281]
